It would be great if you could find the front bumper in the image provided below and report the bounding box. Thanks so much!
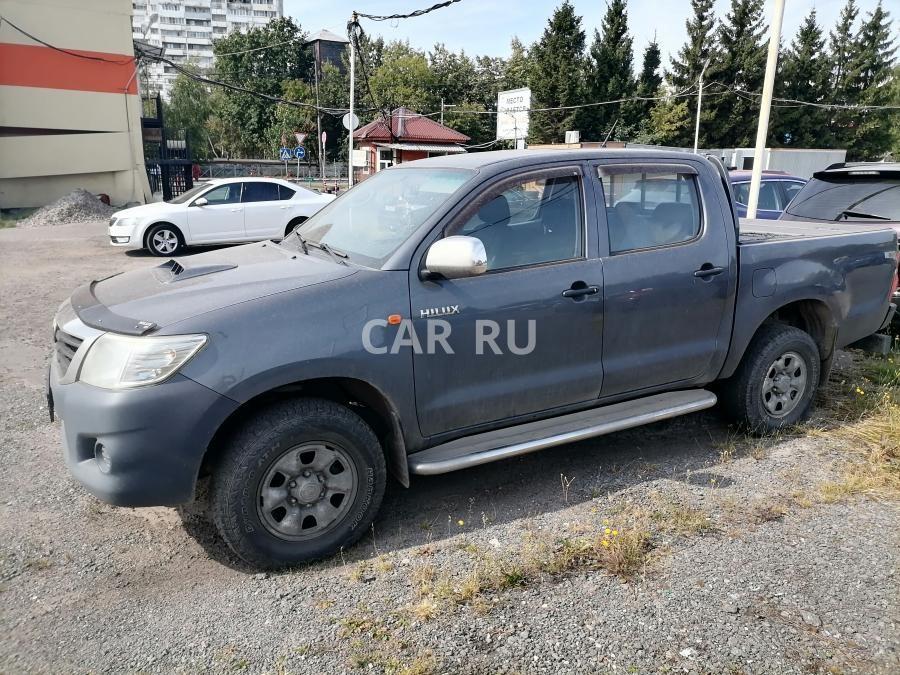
[49,354,238,507]
[108,221,142,249]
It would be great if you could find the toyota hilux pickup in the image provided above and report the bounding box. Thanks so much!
[48,150,899,569]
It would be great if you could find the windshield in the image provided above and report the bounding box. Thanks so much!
[291,168,474,267]
[784,177,900,221]
[168,183,211,204]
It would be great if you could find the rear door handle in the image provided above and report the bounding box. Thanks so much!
[693,264,725,279]
[562,285,600,299]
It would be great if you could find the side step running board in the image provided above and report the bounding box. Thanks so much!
[408,389,717,476]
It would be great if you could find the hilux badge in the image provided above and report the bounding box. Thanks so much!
[419,305,460,319]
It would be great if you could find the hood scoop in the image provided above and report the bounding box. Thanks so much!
[153,259,238,284]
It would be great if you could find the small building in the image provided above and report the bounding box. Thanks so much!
[352,107,469,183]
[306,29,349,75]
[0,0,151,208]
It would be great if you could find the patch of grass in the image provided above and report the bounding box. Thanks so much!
[650,500,715,536]
[750,500,789,523]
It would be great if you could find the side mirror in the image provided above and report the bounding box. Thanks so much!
[192,197,208,207]
[423,236,488,280]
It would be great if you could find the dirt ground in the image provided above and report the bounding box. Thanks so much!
[0,221,897,674]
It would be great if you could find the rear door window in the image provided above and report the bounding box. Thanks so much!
[598,165,702,254]
[242,182,280,203]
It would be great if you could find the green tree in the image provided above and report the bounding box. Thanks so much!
[368,41,436,114]
[529,1,587,143]
[503,37,533,90]
[584,0,636,140]
[666,0,717,146]
[165,65,213,159]
[213,17,312,157]
[641,96,691,146]
[890,65,900,159]
[635,39,663,121]
[267,80,317,159]
[772,10,831,147]
[706,0,768,147]
[844,2,897,159]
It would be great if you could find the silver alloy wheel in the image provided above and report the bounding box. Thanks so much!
[151,228,179,254]
[761,350,808,418]
[257,442,359,541]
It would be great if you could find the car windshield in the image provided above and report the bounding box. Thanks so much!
[784,177,900,221]
[289,168,475,268]
[167,183,211,204]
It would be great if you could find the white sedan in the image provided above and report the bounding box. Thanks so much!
[108,177,335,256]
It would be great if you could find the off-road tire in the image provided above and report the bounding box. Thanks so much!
[145,223,185,256]
[719,323,820,434]
[210,398,386,570]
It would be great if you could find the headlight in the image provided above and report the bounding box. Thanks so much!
[113,217,138,229]
[79,333,207,389]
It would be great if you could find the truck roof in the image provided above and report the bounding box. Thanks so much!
[396,148,709,171]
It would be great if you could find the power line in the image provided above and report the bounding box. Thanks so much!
[357,0,465,22]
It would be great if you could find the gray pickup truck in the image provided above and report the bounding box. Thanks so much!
[48,150,898,569]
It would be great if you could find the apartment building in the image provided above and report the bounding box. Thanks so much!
[132,0,284,97]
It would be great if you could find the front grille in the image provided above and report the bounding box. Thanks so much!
[54,328,83,375]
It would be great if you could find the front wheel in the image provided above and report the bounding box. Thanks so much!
[720,323,821,433]
[146,223,184,256]
[210,398,386,569]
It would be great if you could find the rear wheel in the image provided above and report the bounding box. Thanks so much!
[720,323,820,433]
[146,223,184,256]
[210,398,386,569]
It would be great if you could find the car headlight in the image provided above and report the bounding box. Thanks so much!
[79,333,207,389]
[113,217,138,229]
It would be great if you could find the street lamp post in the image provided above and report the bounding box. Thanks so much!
[693,56,711,154]
[746,0,786,219]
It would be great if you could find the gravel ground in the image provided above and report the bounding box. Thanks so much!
[19,190,116,228]
[0,221,897,674]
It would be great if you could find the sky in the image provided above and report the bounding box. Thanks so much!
[284,0,894,69]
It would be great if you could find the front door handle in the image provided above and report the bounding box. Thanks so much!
[562,284,600,299]
[693,264,725,279]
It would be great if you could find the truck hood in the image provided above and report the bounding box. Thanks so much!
[72,242,356,332]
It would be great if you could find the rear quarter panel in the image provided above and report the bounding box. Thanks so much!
[721,228,897,378]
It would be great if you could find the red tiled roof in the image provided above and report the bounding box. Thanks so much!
[354,107,470,144]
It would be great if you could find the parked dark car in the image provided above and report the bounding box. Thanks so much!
[49,150,898,569]
[779,162,900,313]
[729,170,807,219]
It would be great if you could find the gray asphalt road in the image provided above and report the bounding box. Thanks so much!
[1,221,897,674]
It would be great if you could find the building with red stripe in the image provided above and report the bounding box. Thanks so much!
[0,0,151,208]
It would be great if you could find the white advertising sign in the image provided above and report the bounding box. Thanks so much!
[496,87,531,141]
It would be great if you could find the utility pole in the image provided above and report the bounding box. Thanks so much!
[746,0,785,219]
[347,12,357,188]
[440,98,456,126]
[313,42,324,184]
[693,56,711,154]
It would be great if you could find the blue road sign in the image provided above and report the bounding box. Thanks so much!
[294,146,306,159]
[279,147,292,161]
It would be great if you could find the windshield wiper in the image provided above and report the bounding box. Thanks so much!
[837,209,892,221]
[293,231,309,255]
[308,240,348,265]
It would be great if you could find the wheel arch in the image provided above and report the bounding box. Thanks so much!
[199,376,409,489]
[284,216,308,238]
[721,298,837,383]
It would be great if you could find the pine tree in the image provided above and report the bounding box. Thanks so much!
[503,37,532,91]
[583,0,635,140]
[706,0,768,147]
[636,39,663,122]
[665,0,717,146]
[773,10,831,147]
[528,2,587,143]
[827,0,860,145]
[844,1,898,159]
